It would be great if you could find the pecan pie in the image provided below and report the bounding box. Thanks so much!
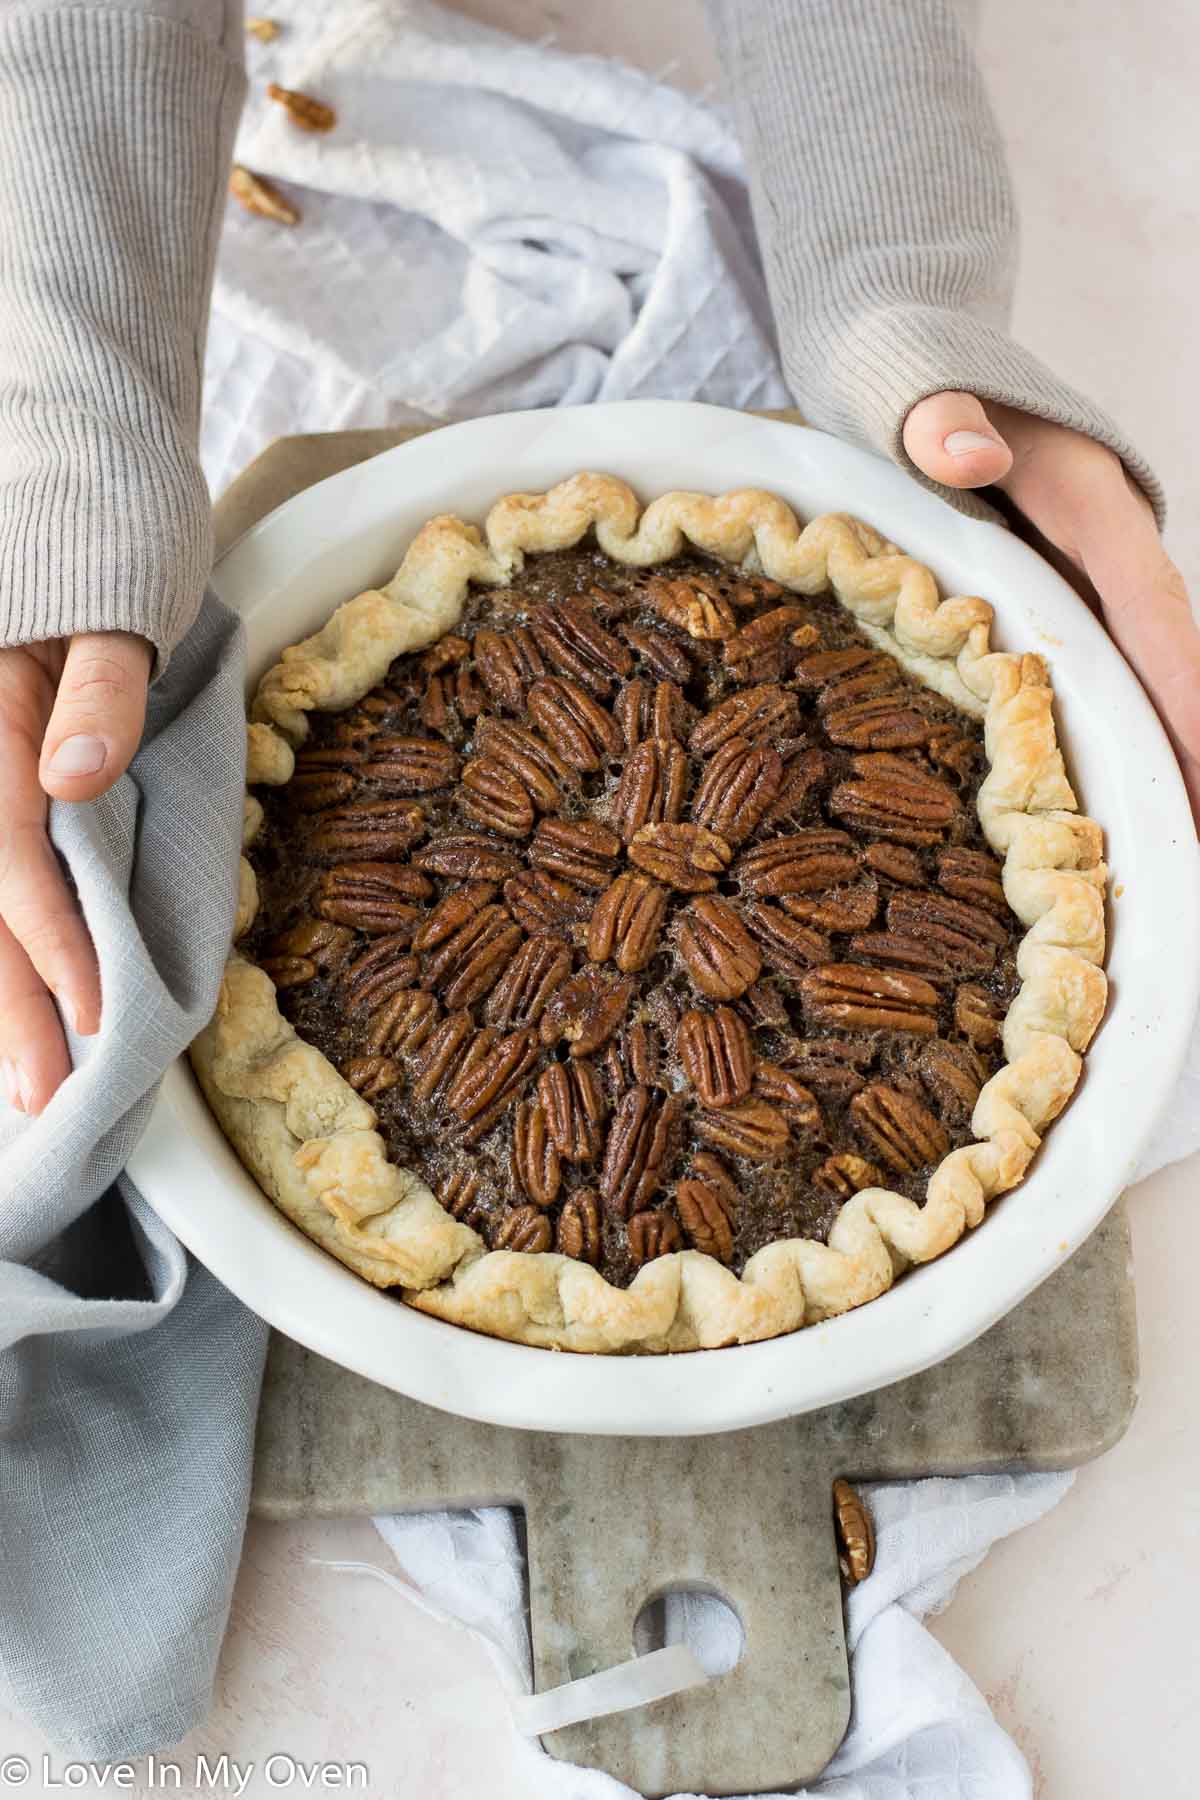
[191,475,1108,1352]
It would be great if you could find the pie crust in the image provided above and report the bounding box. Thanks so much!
[190,475,1107,1352]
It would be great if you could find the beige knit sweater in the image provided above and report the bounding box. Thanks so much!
[0,0,1161,670]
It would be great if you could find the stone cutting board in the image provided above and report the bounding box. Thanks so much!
[220,427,1137,1798]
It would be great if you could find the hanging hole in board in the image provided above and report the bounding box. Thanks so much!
[632,1584,745,1677]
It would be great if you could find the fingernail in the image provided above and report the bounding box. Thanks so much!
[0,1058,25,1112]
[47,734,107,777]
[944,430,1004,456]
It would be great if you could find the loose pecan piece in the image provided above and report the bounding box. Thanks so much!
[829,753,959,847]
[473,626,545,712]
[742,901,829,980]
[610,738,689,840]
[411,882,497,952]
[420,664,485,739]
[439,1167,486,1226]
[457,755,536,840]
[751,1063,821,1132]
[675,1171,736,1263]
[529,599,632,694]
[531,817,622,889]
[723,606,809,683]
[340,935,420,1011]
[674,895,762,1000]
[359,735,460,793]
[628,822,733,893]
[446,1028,539,1123]
[537,1059,606,1161]
[627,1209,683,1266]
[229,166,298,225]
[258,952,317,990]
[811,1152,883,1199]
[265,82,336,131]
[736,828,859,897]
[265,918,353,971]
[919,1039,987,1123]
[494,1205,553,1253]
[614,678,687,749]
[365,987,439,1056]
[409,1010,476,1104]
[419,634,470,676]
[420,905,523,1008]
[645,572,736,640]
[314,863,430,935]
[511,1100,562,1207]
[778,1036,872,1098]
[694,1098,789,1162]
[618,623,692,683]
[690,683,799,753]
[762,747,830,828]
[342,1056,403,1100]
[736,981,790,1031]
[692,737,784,845]
[485,933,572,1029]
[937,847,1009,916]
[412,832,522,882]
[539,965,634,1056]
[598,1020,662,1094]
[556,1188,603,1263]
[954,984,1005,1049]
[528,676,622,772]
[312,800,426,862]
[677,1006,753,1108]
[587,872,669,973]
[475,717,568,811]
[833,1479,876,1586]
[503,869,591,934]
[798,964,939,1035]
[849,1083,950,1174]
[600,1086,683,1217]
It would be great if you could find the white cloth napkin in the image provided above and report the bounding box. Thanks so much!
[203,3,1200,1792]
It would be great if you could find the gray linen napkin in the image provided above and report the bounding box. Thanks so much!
[0,595,269,1759]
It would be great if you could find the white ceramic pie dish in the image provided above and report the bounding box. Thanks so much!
[128,401,1199,1434]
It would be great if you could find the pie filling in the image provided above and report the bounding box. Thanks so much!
[246,546,1023,1289]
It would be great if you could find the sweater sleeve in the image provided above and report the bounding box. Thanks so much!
[702,0,1165,524]
[0,2,245,670]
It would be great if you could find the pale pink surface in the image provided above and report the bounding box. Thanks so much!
[2,3,1195,1794]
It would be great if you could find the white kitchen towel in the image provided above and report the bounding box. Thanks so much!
[200,4,1199,1795]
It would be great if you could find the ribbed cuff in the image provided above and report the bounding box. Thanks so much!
[785,303,1167,530]
[0,8,245,670]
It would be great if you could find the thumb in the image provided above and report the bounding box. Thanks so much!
[902,390,1014,490]
[39,631,152,801]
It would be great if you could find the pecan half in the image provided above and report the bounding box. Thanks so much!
[937,847,1009,916]
[539,965,634,1057]
[494,1205,553,1253]
[798,964,940,1035]
[529,818,620,890]
[888,889,1010,949]
[457,755,536,840]
[342,1055,403,1100]
[627,823,733,893]
[694,1098,789,1162]
[822,693,932,750]
[598,1020,662,1094]
[420,664,484,739]
[742,901,829,980]
[446,1028,539,1123]
[690,683,799,753]
[675,1172,736,1263]
[954,984,1005,1049]
[420,904,523,1008]
[645,572,736,640]
[778,1035,872,1098]
[287,766,357,811]
[722,605,808,683]
[537,1059,606,1161]
[794,646,895,692]
[439,1167,486,1225]
[474,718,567,812]
[677,1006,753,1107]
[863,843,925,886]
[312,800,426,862]
[627,1209,683,1265]
[829,754,959,847]
[674,895,762,1000]
[811,1152,883,1198]
[409,1010,476,1104]
[692,737,784,845]
[511,1100,562,1207]
[503,869,591,933]
[359,735,460,793]
[412,832,522,882]
[529,599,632,693]
[610,738,688,840]
[762,747,830,828]
[365,987,439,1056]
[618,624,692,683]
[485,934,573,1028]
[314,863,429,935]
[919,1039,987,1123]
[587,872,669,973]
[614,678,687,749]
[258,952,317,989]
[473,626,545,712]
[735,829,859,897]
[265,918,353,970]
[849,1083,951,1174]
[528,677,622,772]
[779,884,879,933]
[411,883,498,952]
[556,1188,602,1263]
[600,1087,683,1217]
[751,1062,821,1132]
[340,935,419,1011]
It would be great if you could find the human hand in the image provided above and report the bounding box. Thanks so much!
[904,393,1200,824]
[0,633,151,1113]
